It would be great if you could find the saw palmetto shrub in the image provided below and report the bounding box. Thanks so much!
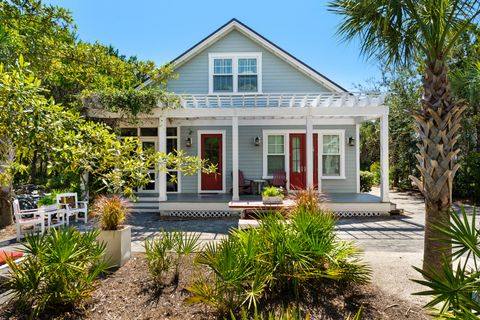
[4,227,108,317]
[413,207,480,319]
[187,209,370,315]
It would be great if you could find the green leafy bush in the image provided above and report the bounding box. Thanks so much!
[90,195,131,230]
[187,209,370,315]
[369,161,381,185]
[145,230,201,285]
[4,227,107,317]
[453,152,480,203]
[413,207,480,319]
[37,194,56,206]
[261,186,284,198]
[360,171,375,192]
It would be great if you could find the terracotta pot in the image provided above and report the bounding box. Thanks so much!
[97,225,131,267]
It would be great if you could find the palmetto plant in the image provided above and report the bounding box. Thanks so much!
[187,210,370,316]
[413,207,480,319]
[4,227,107,317]
[145,229,201,285]
[328,0,480,272]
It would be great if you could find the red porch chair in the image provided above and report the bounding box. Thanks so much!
[238,170,253,194]
[270,170,287,189]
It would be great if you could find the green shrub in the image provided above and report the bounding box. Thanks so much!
[453,152,480,203]
[37,194,56,206]
[413,207,480,318]
[261,186,284,198]
[187,209,370,315]
[90,195,131,230]
[4,227,107,317]
[145,230,201,285]
[360,171,375,192]
[369,161,381,185]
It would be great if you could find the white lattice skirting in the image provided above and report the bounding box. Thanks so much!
[164,210,238,218]
[162,210,387,218]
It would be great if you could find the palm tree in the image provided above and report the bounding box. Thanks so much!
[328,0,480,272]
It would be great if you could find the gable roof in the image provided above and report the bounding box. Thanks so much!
[171,18,347,93]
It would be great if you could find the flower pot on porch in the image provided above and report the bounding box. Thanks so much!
[97,225,131,268]
[262,196,283,205]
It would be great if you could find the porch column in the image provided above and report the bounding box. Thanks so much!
[158,116,168,203]
[380,112,390,202]
[232,116,239,201]
[305,116,314,189]
[356,123,360,193]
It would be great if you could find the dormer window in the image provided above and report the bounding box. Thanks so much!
[209,53,262,94]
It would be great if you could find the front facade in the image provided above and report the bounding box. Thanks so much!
[90,19,391,215]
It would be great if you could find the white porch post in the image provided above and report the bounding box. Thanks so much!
[380,112,390,202]
[232,116,239,201]
[305,116,314,189]
[356,123,360,193]
[158,117,168,203]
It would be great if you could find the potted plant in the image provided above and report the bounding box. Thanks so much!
[262,186,284,204]
[90,195,131,267]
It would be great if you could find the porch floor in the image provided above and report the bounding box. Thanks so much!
[165,192,382,203]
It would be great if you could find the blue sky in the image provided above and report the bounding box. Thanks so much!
[45,0,382,90]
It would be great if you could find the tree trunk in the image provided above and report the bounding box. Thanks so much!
[0,187,13,228]
[409,59,464,273]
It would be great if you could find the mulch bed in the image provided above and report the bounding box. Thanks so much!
[0,253,430,320]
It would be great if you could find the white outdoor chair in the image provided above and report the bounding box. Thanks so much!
[39,204,66,230]
[12,199,45,241]
[56,193,88,225]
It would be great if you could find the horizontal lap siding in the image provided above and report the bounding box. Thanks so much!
[168,30,330,94]
[177,125,356,194]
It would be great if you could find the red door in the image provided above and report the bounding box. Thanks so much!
[289,134,306,190]
[201,133,223,191]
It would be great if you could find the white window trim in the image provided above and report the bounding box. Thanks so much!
[208,52,262,94]
[166,126,181,194]
[262,129,346,187]
[318,129,346,180]
[197,130,227,193]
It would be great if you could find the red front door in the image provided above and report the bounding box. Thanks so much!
[289,134,306,190]
[201,133,223,191]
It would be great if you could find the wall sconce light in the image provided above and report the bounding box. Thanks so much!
[186,137,192,147]
[348,137,355,146]
[254,136,261,146]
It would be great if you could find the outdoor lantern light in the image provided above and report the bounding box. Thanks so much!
[348,136,355,146]
[254,136,261,146]
[186,137,192,147]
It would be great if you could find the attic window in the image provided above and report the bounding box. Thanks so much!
[209,53,262,94]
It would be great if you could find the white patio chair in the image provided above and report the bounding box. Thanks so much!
[38,204,66,230]
[56,193,88,225]
[12,199,45,241]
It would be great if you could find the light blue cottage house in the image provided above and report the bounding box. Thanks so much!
[91,19,392,216]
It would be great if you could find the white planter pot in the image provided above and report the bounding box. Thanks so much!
[97,225,131,268]
[262,196,283,204]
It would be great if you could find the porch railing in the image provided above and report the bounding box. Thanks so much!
[176,92,385,109]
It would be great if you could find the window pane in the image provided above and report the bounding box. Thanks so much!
[214,59,232,74]
[238,75,257,92]
[238,58,257,74]
[144,172,156,190]
[268,135,284,154]
[213,75,233,92]
[120,128,137,136]
[140,127,158,137]
[322,155,340,176]
[323,135,340,154]
[167,171,178,192]
[142,141,156,152]
[291,137,301,173]
[166,127,177,137]
[267,155,285,176]
[167,138,177,154]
